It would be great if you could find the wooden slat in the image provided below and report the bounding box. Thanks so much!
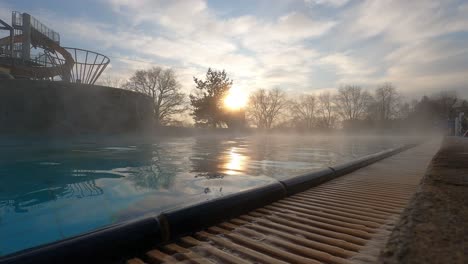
[218,222,348,264]
[277,200,388,222]
[196,231,289,264]
[295,193,403,211]
[208,226,321,264]
[164,244,214,264]
[126,258,146,264]
[288,196,401,214]
[231,218,355,258]
[180,236,250,264]
[240,214,362,252]
[254,207,375,233]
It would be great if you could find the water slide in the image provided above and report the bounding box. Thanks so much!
[0,19,74,79]
[1,12,109,83]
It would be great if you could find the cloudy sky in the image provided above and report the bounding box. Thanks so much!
[2,0,468,97]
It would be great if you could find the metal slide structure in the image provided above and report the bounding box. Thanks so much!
[0,12,109,84]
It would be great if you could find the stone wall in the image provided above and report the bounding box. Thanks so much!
[0,80,154,135]
[380,137,468,263]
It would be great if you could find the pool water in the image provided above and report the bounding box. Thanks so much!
[0,134,415,256]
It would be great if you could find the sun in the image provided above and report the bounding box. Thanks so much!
[224,86,248,110]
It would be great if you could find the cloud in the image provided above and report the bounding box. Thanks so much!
[4,0,336,93]
[305,0,350,7]
[108,0,209,32]
[96,0,337,92]
[2,0,468,99]
[384,38,468,97]
[313,0,468,97]
[319,53,375,77]
[238,12,336,52]
[347,0,468,43]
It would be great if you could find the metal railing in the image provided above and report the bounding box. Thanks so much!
[12,11,60,44]
[11,11,22,28]
[32,52,53,67]
[45,47,110,84]
[30,14,60,44]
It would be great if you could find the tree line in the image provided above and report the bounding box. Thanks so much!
[99,67,466,132]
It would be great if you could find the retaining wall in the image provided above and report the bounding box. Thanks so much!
[380,137,468,263]
[0,80,154,135]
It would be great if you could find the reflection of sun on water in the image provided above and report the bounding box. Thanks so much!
[223,147,247,175]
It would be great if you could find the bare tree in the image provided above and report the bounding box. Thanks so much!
[317,92,337,129]
[373,83,401,121]
[123,67,187,126]
[334,85,373,121]
[247,88,288,129]
[290,94,316,129]
[397,101,411,119]
[316,92,337,129]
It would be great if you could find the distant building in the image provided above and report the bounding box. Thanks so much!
[453,99,467,136]
[453,98,468,112]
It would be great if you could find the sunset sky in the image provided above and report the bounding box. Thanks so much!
[2,0,468,97]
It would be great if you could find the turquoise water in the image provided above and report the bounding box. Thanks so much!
[0,134,413,256]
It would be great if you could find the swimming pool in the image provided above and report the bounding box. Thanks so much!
[0,134,415,256]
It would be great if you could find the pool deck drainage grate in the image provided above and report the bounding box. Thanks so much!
[126,143,438,264]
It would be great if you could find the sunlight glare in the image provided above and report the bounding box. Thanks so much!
[223,147,247,175]
[224,86,248,110]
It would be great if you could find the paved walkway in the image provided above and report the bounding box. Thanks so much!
[127,142,440,264]
[382,137,467,264]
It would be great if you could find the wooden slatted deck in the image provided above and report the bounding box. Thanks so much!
[126,142,439,264]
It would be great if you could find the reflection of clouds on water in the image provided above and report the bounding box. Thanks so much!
[71,168,129,178]
[123,141,194,190]
[125,165,172,190]
[3,135,346,217]
[124,146,175,190]
[0,134,417,255]
[1,135,413,214]
[195,172,225,179]
[62,180,103,199]
[0,180,104,214]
